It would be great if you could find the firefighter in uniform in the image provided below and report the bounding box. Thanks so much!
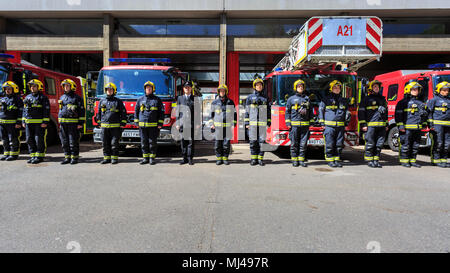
[285,79,314,167]
[427,81,450,168]
[22,79,50,164]
[395,81,428,168]
[358,80,388,168]
[176,81,201,165]
[96,83,127,165]
[209,84,237,165]
[245,78,271,166]
[0,81,23,161]
[319,80,351,168]
[134,81,164,165]
[58,79,85,165]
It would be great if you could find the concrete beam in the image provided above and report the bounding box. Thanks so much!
[103,14,114,67]
[219,13,227,85]
[383,36,450,52]
[2,35,102,51]
[115,36,219,51]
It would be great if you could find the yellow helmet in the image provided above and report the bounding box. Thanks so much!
[252,78,264,89]
[105,82,117,95]
[293,79,306,91]
[404,81,422,95]
[61,79,77,91]
[27,79,44,91]
[435,81,450,94]
[217,84,228,95]
[329,80,343,92]
[143,81,156,92]
[367,80,382,93]
[2,81,19,94]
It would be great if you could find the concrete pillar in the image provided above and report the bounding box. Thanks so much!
[219,13,227,85]
[103,14,114,67]
[0,17,6,34]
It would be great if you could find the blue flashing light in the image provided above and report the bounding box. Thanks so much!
[108,58,171,64]
[0,54,15,59]
[274,67,283,71]
[428,63,449,69]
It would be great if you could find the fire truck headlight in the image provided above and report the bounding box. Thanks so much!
[163,117,171,125]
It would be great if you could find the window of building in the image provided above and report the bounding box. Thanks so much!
[118,19,220,36]
[227,19,306,37]
[6,19,103,36]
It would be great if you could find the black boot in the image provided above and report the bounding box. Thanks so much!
[250,159,258,166]
[437,162,447,168]
[299,161,307,167]
[401,163,411,168]
[223,159,230,165]
[179,158,188,165]
[149,158,156,165]
[374,161,382,168]
[410,162,421,168]
[334,161,343,168]
[111,159,119,165]
[367,161,376,168]
[0,155,8,161]
[216,160,223,165]
[140,158,150,165]
[258,160,265,166]
[6,156,18,161]
[101,159,111,164]
[31,157,42,164]
[27,157,35,164]
[188,158,194,165]
[292,161,299,167]
[61,158,71,165]
[70,158,78,165]
[328,161,337,168]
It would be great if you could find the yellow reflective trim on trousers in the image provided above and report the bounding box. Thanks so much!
[216,156,222,160]
[149,154,156,158]
[43,118,50,122]
[172,103,177,107]
[251,155,258,159]
[441,159,448,163]
[101,123,120,128]
[290,121,310,126]
[400,158,410,163]
[139,122,158,127]
[358,120,366,124]
[410,158,417,163]
[325,157,335,162]
[111,156,119,160]
[366,106,379,110]
[431,158,441,164]
[222,157,228,161]
[291,157,299,161]
[59,118,79,123]
[0,119,17,124]
[257,155,264,160]
[433,120,450,126]
[142,153,150,158]
[334,157,340,161]
[374,156,380,161]
[298,157,305,161]
[367,122,386,127]
[326,105,338,110]
[25,119,44,124]
[104,156,111,160]
[405,124,421,129]
[324,120,345,127]
[365,156,374,161]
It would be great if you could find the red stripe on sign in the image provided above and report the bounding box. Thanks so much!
[308,38,322,54]
[308,18,319,28]
[366,24,381,42]
[308,24,323,43]
[370,17,382,29]
[366,38,380,54]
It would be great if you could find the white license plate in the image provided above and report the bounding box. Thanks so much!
[308,139,324,145]
[122,130,140,138]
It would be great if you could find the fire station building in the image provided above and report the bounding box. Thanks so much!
[1,0,450,104]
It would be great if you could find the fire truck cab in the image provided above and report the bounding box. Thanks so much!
[92,58,188,147]
[373,64,450,151]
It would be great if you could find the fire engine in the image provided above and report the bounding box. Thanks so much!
[265,16,383,149]
[373,63,450,151]
[92,58,188,147]
[0,53,90,144]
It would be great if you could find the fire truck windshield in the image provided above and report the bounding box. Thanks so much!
[0,65,9,87]
[275,74,357,106]
[96,69,174,98]
[433,74,450,92]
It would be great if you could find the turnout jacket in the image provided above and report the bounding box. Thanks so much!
[318,93,351,127]
[245,91,271,127]
[394,95,428,130]
[58,91,85,125]
[96,96,127,128]
[134,94,164,128]
[427,94,450,127]
[358,93,388,128]
[0,94,23,125]
[209,96,237,128]
[22,92,50,124]
[285,93,314,127]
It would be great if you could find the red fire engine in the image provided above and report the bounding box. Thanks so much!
[92,58,188,147]
[373,64,450,151]
[0,53,85,144]
[264,16,383,149]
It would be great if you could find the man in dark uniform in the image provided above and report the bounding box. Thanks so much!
[245,78,271,166]
[358,80,388,168]
[58,79,85,165]
[96,82,127,165]
[395,81,428,168]
[22,79,50,164]
[318,80,351,168]
[176,81,201,165]
[134,81,164,165]
[285,79,314,167]
[427,81,450,168]
[0,81,23,161]
[209,84,237,165]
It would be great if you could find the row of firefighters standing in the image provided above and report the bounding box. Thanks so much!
[1,78,449,168]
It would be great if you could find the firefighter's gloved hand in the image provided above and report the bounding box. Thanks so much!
[299,108,308,117]
[378,106,387,115]
[419,106,428,118]
[345,111,352,122]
